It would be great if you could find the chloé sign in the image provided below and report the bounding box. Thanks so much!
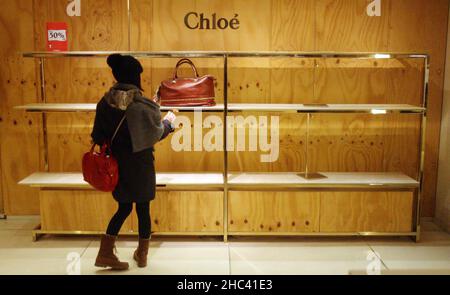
[184,12,240,30]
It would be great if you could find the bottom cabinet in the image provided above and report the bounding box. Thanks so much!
[40,190,132,232]
[228,191,321,233]
[135,191,224,233]
[228,191,414,234]
[320,191,414,233]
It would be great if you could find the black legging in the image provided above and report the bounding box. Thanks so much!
[106,202,151,239]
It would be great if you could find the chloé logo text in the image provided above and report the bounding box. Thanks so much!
[184,12,240,30]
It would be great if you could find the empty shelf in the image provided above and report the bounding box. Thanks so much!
[227,172,419,189]
[19,172,419,190]
[22,51,428,59]
[15,103,425,113]
[228,104,425,113]
[19,172,224,189]
[15,103,97,112]
[14,103,225,112]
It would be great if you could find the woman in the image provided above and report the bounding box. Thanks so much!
[91,54,175,270]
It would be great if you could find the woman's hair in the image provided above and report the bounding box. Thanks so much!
[107,54,144,90]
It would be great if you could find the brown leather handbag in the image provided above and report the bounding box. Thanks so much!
[159,58,216,106]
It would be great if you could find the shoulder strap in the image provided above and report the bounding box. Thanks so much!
[111,115,126,144]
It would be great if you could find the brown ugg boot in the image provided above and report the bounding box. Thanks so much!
[95,234,129,270]
[133,238,150,268]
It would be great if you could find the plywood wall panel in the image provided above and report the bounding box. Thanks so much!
[1,112,41,215]
[0,0,40,215]
[320,191,414,232]
[46,113,93,172]
[33,0,129,51]
[45,58,115,103]
[382,114,421,179]
[228,191,320,232]
[270,0,315,51]
[130,0,153,51]
[228,58,272,103]
[388,0,450,216]
[228,113,307,172]
[0,0,446,218]
[308,114,385,172]
[386,58,424,106]
[40,190,132,232]
[314,58,424,105]
[314,58,390,104]
[150,0,271,51]
[227,58,315,104]
[155,112,224,172]
[315,0,389,51]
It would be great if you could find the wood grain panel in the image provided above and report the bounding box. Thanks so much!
[0,0,445,219]
[388,0,449,216]
[0,140,3,213]
[0,0,40,215]
[308,113,421,176]
[382,114,421,178]
[386,58,424,106]
[45,58,116,103]
[132,191,224,233]
[314,58,424,105]
[33,0,129,51]
[40,190,132,232]
[228,191,320,232]
[150,0,271,51]
[228,113,307,172]
[46,113,93,172]
[155,112,224,172]
[130,0,153,51]
[1,112,42,215]
[315,0,389,51]
[46,111,226,173]
[320,191,414,232]
[270,0,315,51]
[228,58,315,104]
[228,58,271,103]
[307,114,385,172]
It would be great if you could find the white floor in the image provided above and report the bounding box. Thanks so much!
[0,216,449,275]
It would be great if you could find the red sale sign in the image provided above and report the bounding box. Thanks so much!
[47,22,68,51]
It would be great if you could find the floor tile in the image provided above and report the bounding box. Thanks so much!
[79,239,230,275]
[229,237,384,275]
[0,216,40,231]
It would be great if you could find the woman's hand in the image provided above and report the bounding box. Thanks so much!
[153,87,161,105]
[163,111,177,123]
[152,94,161,105]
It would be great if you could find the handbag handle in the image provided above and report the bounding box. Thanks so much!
[173,58,199,79]
[90,114,126,153]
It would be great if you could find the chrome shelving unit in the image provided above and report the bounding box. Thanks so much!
[17,51,429,242]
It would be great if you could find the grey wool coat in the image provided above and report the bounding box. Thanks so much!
[91,83,172,203]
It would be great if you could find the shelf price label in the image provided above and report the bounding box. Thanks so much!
[47,22,68,51]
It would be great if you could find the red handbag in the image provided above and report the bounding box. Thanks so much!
[159,58,216,107]
[82,116,125,192]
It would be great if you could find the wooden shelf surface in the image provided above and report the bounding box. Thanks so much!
[22,51,428,59]
[19,172,419,189]
[227,172,419,188]
[19,172,224,189]
[15,103,425,113]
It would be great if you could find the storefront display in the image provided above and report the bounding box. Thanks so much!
[16,51,427,242]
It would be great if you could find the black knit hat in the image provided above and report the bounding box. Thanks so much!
[107,54,143,90]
